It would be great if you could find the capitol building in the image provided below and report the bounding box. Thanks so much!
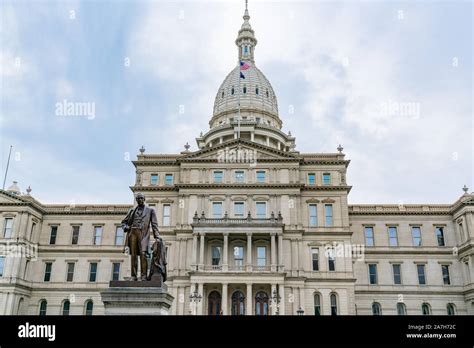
[0,4,473,316]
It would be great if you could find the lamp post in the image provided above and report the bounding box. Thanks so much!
[270,288,281,315]
[189,286,202,315]
[297,307,304,316]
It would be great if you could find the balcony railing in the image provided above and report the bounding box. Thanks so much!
[198,265,281,273]
[192,211,283,226]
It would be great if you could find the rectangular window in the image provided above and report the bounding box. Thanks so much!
[163,205,171,226]
[368,264,378,285]
[112,263,120,281]
[235,171,244,182]
[325,204,333,226]
[93,226,102,245]
[44,262,52,282]
[256,171,266,183]
[412,227,422,246]
[234,202,244,217]
[115,227,125,245]
[165,174,173,185]
[213,171,223,183]
[311,248,319,271]
[309,204,317,226]
[388,227,398,247]
[364,227,374,247]
[212,202,222,218]
[257,247,266,267]
[49,226,58,245]
[66,262,75,282]
[328,252,335,271]
[0,257,5,277]
[392,264,402,284]
[150,174,158,185]
[442,265,450,285]
[256,202,266,219]
[3,218,13,238]
[71,226,80,245]
[30,222,36,240]
[417,264,426,285]
[234,246,244,267]
[212,246,221,266]
[435,227,445,246]
[323,173,331,185]
[308,173,315,185]
[89,262,98,282]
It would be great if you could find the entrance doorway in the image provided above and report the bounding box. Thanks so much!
[208,291,222,315]
[255,291,269,315]
[231,291,245,315]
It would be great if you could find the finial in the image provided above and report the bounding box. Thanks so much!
[337,144,344,153]
[243,0,250,20]
[184,142,190,152]
[26,186,32,195]
[462,185,469,194]
[288,131,292,136]
[139,145,145,154]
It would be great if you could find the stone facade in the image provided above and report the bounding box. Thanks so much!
[0,4,473,316]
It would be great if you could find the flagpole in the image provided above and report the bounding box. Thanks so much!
[2,145,13,190]
[237,59,241,139]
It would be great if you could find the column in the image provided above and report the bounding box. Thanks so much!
[246,233,252,271]
[177,238,182,275]
[192,233,198,270]
[198,283,204,315]
[299,287,305,314]
[271,284,277,315]
[246,283,253,315]
[223,233,229,271]
[291,239,298,275]
[278,234,283,271]
[271,233,277,271]
[199,233,205,270]
[279,284,285,315]
[222,283,228,315]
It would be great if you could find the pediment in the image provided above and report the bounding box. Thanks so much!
[181,139,299,162]
[0,191,28,204]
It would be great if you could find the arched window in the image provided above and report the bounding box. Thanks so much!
[85,300,93,315]
[62,300,70,315]
[243,86,247,94]
[314,293,321,315]
[221,91,224,98]
[17,298,24,315]
[39,300,47,316]
[255,291,269,315]
[231,87,235,95]
[231,291,245,315]
[266,90,269,98]
[256,87,259,95]
[421,303,431,315]
[330,293,337,316]
[208,291,221,316]
[372,302,382,315]
[447,303,456,315]
[397,303,407,315]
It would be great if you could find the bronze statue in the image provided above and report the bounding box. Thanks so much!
[121,193,164,281]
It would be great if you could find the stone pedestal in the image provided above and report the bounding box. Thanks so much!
[101,279,174,315]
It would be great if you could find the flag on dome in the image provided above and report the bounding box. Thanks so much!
[240,61,250,70]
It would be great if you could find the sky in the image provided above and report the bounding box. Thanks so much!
[0,0,472,205]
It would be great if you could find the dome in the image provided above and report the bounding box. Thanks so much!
[213,63,279,119]
[196,1,296,153]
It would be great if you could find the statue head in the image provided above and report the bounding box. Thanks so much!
[135,193,146,206]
